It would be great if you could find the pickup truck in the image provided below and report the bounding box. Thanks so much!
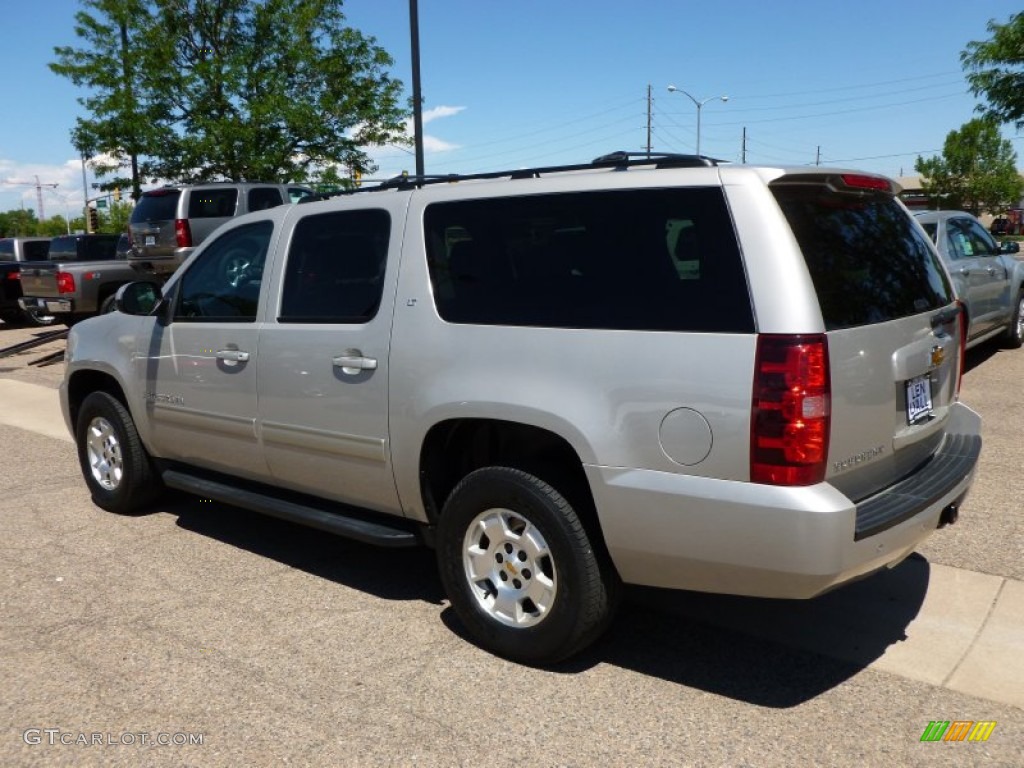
[0,236,55,325]
[19,234,137,325]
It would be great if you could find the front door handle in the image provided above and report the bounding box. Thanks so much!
[333,351,377,375]
[216,349,250,363]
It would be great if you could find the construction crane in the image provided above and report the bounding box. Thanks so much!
[0,176,60,219]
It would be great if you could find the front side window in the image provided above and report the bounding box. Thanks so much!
[279,209,390,323]
[423,188,753,332]
[948,217,999,258]
[175,221,273,322]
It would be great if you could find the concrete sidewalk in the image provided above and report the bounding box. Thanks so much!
[3,377,1021,709]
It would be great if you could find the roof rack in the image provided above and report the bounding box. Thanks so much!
[300,150,724,200]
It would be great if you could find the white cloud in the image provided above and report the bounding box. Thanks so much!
[421,105,466,125]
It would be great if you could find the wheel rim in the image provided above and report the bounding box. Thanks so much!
[462,507,557,628]
[85,416,123,491]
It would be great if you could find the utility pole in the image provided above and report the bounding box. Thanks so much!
[409,0,425,180]
[741,127,747,164]
[815,146,821,166]
[646,84,653,156]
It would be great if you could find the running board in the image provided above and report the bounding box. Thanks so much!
[161,469,420,548]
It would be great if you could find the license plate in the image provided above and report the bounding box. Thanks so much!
[145,235,156,246]
[905,375,933,424]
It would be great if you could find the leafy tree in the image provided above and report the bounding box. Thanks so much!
[0,210,40,237]
[914,119,1023,215]
[51,0,161,201]
[962,12,1024,130]
[51,0,409,187]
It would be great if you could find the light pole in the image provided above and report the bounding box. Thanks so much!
[666,85,728,156]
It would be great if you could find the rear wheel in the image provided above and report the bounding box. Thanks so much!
[75,392,161,514]
[1002,291,1024,349]
[436,466,618,666]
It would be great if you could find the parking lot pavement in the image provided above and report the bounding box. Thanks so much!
[1,331,1021,767]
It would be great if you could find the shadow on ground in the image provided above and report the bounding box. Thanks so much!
[164,493,931,708]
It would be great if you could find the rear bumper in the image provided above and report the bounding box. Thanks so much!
[587,402,982,598]
[19,297,71,313]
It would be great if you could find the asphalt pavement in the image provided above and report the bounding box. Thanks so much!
[0,324,1020,767]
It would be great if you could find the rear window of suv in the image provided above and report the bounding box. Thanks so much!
[188,189,238,218]
[131,190,181,222]
[771,181,952,330]
[424,188,754,332]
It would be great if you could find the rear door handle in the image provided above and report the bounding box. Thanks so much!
[333,352,377,375]
[216,349,250,363]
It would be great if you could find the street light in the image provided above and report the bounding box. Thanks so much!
[666,84,728,157]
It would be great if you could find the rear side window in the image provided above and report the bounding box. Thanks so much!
[279,209,390,324]
[131,190,181,222]
[424,188,753,332]
[771,184,952,330]
[188,189,238,218]
[47,237,78,260]
[23,241,50,261]
[83,237,118,261]
[0,240,12,257]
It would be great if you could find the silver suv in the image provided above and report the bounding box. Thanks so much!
[128,181,313,277]
[62,154,982,665]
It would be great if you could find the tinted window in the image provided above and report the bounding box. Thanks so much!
[175,221,273,322]
[920,222,938,243]
[131,190,181,222]
[279,210,390,323]
[424,189,753,332]
[0,240,12,257]
[47,236,118,261]
[187,189,238,218]
[248,187,284,212]
[772,184,951,330]
[23,240,51,261]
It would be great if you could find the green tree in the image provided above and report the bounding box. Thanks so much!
[0,209,40,237]
[914,119,1023,215]
[962,12,1024,129]
[52,0,409,186]
[51,0,162,201]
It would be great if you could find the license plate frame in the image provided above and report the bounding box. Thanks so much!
[905,374,933,424]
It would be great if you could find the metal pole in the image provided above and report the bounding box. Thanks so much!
[696,105,702,156]
[409,0,425,180]
[80,154,90,233]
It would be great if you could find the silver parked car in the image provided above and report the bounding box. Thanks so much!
[915,210,1024,349]
[62,154,982,665]
[127,181,314,278]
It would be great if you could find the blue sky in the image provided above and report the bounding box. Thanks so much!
[1,0,1021,216]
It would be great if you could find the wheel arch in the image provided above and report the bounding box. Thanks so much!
[66,369,131,436]
[418,418,610,560]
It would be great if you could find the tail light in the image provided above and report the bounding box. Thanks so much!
[751,334,831,485]
[7,271,19,281]
[175,219,192,248]
[57,272,76,295]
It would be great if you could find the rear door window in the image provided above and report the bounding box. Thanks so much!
[771,183,952,330]
[23,241,51,261]
[248,187,284,212]
[424,188,753,332]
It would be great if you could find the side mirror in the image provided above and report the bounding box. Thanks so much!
[115,281,163,316]
[1000,241,1020,255]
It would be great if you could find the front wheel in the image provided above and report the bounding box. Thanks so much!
[1002,291,1024,349]
[75,392,161,514]
[436,466,618,666]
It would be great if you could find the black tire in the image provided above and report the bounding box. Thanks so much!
[99,293,118,315]
[1002,291,1024,349]
[75,392,161,514]
[436,466,618,666]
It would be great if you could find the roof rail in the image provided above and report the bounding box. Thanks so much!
[302,150,725,198]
